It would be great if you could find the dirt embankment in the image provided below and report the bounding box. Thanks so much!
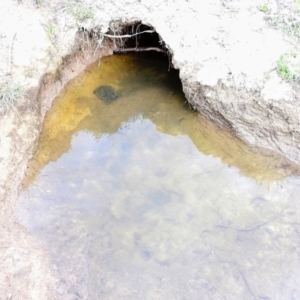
[0,41,114,300]
[1,0,300,299]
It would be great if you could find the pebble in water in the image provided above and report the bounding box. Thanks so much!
[93,85,118,103]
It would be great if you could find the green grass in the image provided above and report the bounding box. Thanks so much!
[0,82,24,112]
[67,0,94,22]
[258,4,269,13]
[277,54,298,81]
[269,1,300,38]
[271,15,300,37]
[44,23,56,42]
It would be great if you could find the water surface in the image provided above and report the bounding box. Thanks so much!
[18,53,300,300]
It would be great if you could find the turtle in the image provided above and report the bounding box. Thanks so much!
[93,85,119,103]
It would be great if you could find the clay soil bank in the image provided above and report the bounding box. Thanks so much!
[1,0,300,299]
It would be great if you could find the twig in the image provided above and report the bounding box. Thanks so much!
[238,270,256,299]
[217,214,279,232]
[7,32,17,75]
[102,30,155,39]
[113,47,167,54]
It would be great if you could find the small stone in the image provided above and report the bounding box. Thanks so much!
[93,86,118,103]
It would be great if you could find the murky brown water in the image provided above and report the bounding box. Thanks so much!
[17,53,300,300]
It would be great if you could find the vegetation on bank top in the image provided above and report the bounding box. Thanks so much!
[277,52,300,81]
[0,0,97,113]
[1,0,300,113]
[67,0,94,22]
[258,0,300,81]
[0,82,24,113]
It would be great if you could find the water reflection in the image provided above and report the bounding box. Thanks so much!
[25,53,298,185]
[17,53,300,299]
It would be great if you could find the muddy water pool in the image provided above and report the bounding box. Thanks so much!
[17,53,300,299]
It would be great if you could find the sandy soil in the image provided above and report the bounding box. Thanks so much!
[0,0,300,299]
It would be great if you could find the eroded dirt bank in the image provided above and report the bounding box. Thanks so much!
[1,0,300,299]
[0,45,114,299]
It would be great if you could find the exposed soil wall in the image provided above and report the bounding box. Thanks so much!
[0,37,113,299]
[183,81,300,165]
[1,0,300,298]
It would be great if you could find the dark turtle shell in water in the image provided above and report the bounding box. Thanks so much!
[93,85,118,103]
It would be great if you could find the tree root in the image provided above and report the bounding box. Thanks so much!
[113,47,167,54]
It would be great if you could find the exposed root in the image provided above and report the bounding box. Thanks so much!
[113,47,167,54]
[102,30,155,39]
[7,32,17,75]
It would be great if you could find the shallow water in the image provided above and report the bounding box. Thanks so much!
[17,53,300,300]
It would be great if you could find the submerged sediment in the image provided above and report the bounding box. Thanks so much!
[1,0,300,298]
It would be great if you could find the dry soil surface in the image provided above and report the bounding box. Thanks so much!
[1,0,300,299]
